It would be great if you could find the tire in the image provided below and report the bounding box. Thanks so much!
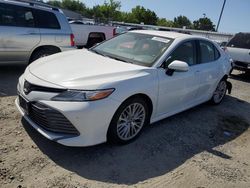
[77,46,84,49]
[210,79,227,105]
[86,37,104,48]
[30,48,59,63]
[107,97,150,144]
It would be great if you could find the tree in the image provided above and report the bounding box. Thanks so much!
[47,0,62,7]
[193,17,215,31]
[92,0,121,22]
[62,0,86,13]
[157,18,173,27]
[173,15,192,28]
[129,6,158,25]
[47,0,86,14]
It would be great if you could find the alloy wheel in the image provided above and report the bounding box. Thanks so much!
[116,103,146,141]
[213,80,227,103]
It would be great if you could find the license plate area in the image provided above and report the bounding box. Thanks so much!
[19,95,30,114]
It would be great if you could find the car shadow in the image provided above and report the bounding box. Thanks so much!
[230,70,250,83]
[0,65,26,97]
[22,95,250,185]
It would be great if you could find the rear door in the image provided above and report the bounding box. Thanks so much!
[0,3,40,63]
[194,40,221,101]
[33,9,63,45]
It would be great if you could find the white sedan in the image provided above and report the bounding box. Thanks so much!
[16,30,232,146]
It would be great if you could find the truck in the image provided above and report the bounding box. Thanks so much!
[70,22,116,48]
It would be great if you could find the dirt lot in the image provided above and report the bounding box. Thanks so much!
[0,66,250,188]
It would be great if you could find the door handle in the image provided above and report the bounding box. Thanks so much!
[195,70,201,73]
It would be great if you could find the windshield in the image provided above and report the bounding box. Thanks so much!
[227,33,250,49]
[91,32,173,67]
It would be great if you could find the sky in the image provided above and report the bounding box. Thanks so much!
[81,0,250,34]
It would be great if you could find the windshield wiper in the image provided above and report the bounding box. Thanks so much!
[89,49,133,64]
[89,49,107,57]
[106,55,133,64]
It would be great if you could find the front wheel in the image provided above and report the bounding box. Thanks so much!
[210,79,227,104]
[107,97,149,144]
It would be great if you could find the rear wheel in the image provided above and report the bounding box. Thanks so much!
[30,48,60,63]
[211,79,227,104]
[86,38,102,48]
[107,97,149,144]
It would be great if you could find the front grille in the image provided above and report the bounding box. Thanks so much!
[24,80,66,94]
[234,61,248,68]
[28,102,79,135]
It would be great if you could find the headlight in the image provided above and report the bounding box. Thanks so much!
[51,89,115,102]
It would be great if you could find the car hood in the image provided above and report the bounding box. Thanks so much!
[28,49,147,89]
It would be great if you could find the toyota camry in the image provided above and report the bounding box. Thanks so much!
[16,30,232,146]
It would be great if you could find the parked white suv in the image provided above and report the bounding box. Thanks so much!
[0,0,75,64]
[226,32,250,72]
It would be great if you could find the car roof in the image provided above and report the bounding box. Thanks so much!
[130,30,192,39]
[1,0,61,13]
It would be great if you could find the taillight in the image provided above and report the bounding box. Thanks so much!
[70,34,75,46]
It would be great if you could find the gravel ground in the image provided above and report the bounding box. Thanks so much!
[0,66,250,188]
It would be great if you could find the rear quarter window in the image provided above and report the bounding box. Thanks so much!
[34,9,60,29]
[199,40,220,63]
[0,3,35,28]
[214,45,221,60]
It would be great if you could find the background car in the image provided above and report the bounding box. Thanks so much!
[225,32,250,73]
[114,25,144,35]
[16,30,232,147]
[70,21,115,48]
[0,0,75,65]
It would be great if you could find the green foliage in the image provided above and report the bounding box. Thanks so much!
[193,17,215,31]
[46,0,216,32]
[157,18,173,27]
[92,0,121,22]
[62,0,86,13]
[47,0,86,14]
[47,0,62,7]
[173,15,192,28]
[129,6,158,25]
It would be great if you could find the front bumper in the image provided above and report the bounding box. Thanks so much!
[232,61,250,71]
[16,94,121,147]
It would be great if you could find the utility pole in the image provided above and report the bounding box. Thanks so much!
[216,0,227,32]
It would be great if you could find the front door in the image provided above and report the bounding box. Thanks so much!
[157,40,200,116]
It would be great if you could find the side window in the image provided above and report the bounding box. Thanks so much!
[199,40,216,63]
[214,46,221,60]
[166,41,196,66]
[0,3,34,27]
[34,9,60,29]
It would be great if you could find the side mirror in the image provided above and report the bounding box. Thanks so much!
[166,60,189,76]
